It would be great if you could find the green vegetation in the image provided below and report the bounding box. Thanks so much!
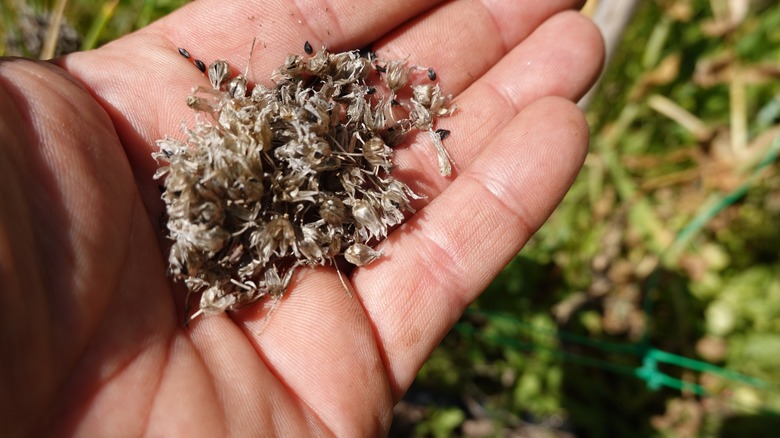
[3,0,779,436]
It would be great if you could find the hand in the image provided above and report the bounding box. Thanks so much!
[0,1,602,435]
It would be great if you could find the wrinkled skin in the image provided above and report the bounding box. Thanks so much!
[0,0,603,436]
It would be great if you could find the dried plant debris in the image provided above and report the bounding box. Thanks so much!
[154,43,455,320]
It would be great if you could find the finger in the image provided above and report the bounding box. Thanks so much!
[150,318,328,436]
[154,0,442,63]
[391,11,604,197]
[0,58,138,364]
[373,0,588,94]
[0,59,176,435]
[353,96,590,398]
[230,268,395,435]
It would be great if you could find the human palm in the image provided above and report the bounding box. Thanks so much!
[0,0,602,435]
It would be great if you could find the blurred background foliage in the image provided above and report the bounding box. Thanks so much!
[2,0,779,436]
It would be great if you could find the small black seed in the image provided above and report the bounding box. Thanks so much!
[375,64,386,73]
[391,99,399,106]
[427,67,436,81]
[358,45,376,60]
[178,47,191,59]
[304,40,313,55]
[158,185,165,193]
[366,86,376,95]
[436,129,450,140]
[194,59,206,73]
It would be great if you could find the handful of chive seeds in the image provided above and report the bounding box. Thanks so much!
[153,42,455,321]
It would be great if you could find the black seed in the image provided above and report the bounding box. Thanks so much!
[391,99,399,106]
[304,40,313,55]
[427,67,436,81]
[375,64,386,73]
[358,45,376,60]
[178,47,191,59]
[366,86,376,95]
[194,59,206,73]
[436,129,450,140]
[158,185,165,193]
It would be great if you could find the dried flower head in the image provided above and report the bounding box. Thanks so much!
[154,44,455,321]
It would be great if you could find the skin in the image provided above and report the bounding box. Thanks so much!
[0,0,603,436]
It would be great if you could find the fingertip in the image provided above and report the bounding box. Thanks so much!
[461,95,589,238]
[545,10,606,101]
[525,95,590,163]
[517,95,590,202]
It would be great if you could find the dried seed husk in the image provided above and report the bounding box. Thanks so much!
[344,243,382,267]
[154,45,455,320]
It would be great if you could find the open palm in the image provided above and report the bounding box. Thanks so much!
[0,0,602,435]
